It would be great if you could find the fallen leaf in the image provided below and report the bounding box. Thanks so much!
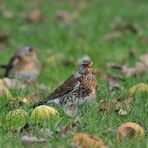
[22,9,42,23]
[109,52,148,77]
[98,98,132,116]
[115,98,132,116]
[111,17,145,43]
[73,133,108,148]
[56,10,71,23]
[0,33,9,47]
[104,31,123,42]
[21,124,53,138]
[124,22,139,34]
[139,53,148,69]
[139,33,148,44]
[98,100,112,115]
[106,73,124,92]
[2,78,26,89]
[117,109,128,116]
[122,65,136,77]
[56,10,79,24]
[56,122,78,137]
[106,63,123,70]
[21,135,46,144]
[116,122,145,139]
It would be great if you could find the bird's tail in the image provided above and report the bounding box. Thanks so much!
[32,96,60,108]
[0,64,8,69]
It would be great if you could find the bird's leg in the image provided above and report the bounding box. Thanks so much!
[64,103,78,117]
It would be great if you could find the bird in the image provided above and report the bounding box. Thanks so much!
[0,45,41,82]
[35,59,98,115]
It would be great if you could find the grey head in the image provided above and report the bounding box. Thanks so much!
[15,45,36,57]
[79,59,93,75]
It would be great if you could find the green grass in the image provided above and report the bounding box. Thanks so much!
[0,0,148,147]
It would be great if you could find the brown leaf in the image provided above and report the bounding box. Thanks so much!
[124,22,139,34]
[21,123,53,139]
[104,31,123,42]
[2,78,26,89]
[139,33,148,44]
[139,53,148,69]
[0,33,9,47]
[106,63,123,70]
[56,10,79,24]
[116,122,145,140]
[106,73,124,92]
[122,65,136,77]
[98,100,112,115]
[56,122,78,137]
[73,133,108,148]
[115,98,132,116]
[98,98,132,116]
[22,9,43,22]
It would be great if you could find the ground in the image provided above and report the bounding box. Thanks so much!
[0,0,148,147]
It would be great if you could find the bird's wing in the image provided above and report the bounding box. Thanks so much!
[32,74,81,108]
[44,74,81,101]
[5,56,19,77]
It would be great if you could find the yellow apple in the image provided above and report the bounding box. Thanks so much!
[31,105,59,123]
[127,83,148,96]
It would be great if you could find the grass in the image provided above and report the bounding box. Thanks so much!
[0,0,148,147]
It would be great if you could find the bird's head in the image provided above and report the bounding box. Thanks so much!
[15,46,36,57]
[79,60,94,75]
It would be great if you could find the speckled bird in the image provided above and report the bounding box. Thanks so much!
[36,59,98,114]
[0,45,41,82]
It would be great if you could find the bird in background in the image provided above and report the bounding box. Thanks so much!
[35,59,98,115]
[0,45,41,82]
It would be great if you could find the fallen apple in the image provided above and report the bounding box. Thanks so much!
[116,122,144,139]
[127,83,148,96]
[31,105,59,123]
[5,109,28,130]
[73,133,108,148]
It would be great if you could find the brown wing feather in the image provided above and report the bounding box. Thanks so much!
[5,56,19,77]
[45,74,81,101]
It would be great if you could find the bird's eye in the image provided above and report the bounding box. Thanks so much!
[82,64,87,67]
[28,48,33,52]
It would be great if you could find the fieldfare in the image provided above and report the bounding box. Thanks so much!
[0,45,41,82]
[35,59,98,114]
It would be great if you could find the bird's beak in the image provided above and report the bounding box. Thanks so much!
[88,62,93,68]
